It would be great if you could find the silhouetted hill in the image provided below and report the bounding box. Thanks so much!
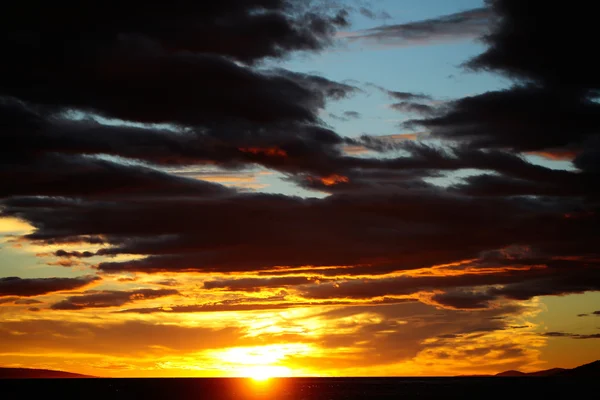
[495,360,599,377]
[527,368,565,377]
[557,360,600,377]
[495,370,527,377]
[0,367,93,379]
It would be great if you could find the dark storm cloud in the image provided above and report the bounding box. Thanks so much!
[1,0,600,321]
[3,176,597,278]
[488,269,600,301]
[0,0,348,65]
[0,0,349,139]
[0,276,100,297]
[573,137,600,173]
[0,53,349,127]
[299,257,600,305]
[0,190,545,274]
[407,87,600,153]
[0,152,233,199]
[50,288,179,310]
[346,7,492,46]
[407,0,600,162]
[467,0,600,91]
[1,98,412,182]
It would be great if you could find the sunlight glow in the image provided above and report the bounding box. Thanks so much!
[241,365,291,381]
[216,344,310,366]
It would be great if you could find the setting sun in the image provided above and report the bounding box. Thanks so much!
[2,0,600,394]
[209,344,307,379]
[242,365,291,381]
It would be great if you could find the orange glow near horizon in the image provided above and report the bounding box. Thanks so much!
[241,365,292,381]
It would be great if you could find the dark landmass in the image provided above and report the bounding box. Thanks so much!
[0,367,93,379]
[495,360,599,377]
[1,360,597,380]
[2,377,598,400]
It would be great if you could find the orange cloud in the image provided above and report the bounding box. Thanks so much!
[527,150,578,161]
[315,174,349,186]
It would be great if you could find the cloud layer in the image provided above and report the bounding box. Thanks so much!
[1,0,599,376]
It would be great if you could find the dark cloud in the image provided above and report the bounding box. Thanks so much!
[343,111,361,119]
[380,88,432,102]
[299,257,600,305]
[1,0,599,332]
[0,153,234,200]
[50,288,179,310]
[0,276,100,297]
[2,172,596,279]
[1,97,414,184]
[55,250,95,258]
[544,332,600,340]
[467,0,600,92]
[204,276,324,291]
[407,0,600,167]
[390,102,436,116]
[0,189,573,275]
[407,87,600,153]
[0,0,364,193]
[0,57,351,127]
[0,0,348,66]
[346,7,492,46]
[430,290,497,310]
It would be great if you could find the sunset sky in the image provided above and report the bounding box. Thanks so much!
[1,0,599,378]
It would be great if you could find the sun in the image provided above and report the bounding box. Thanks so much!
[215,344,302,380]
[240,365,291,381]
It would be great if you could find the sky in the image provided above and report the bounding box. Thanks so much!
[0,0,599,378]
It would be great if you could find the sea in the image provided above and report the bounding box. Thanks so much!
[2,377,593,399]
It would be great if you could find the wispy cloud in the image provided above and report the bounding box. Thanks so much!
[342,7,492,47]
